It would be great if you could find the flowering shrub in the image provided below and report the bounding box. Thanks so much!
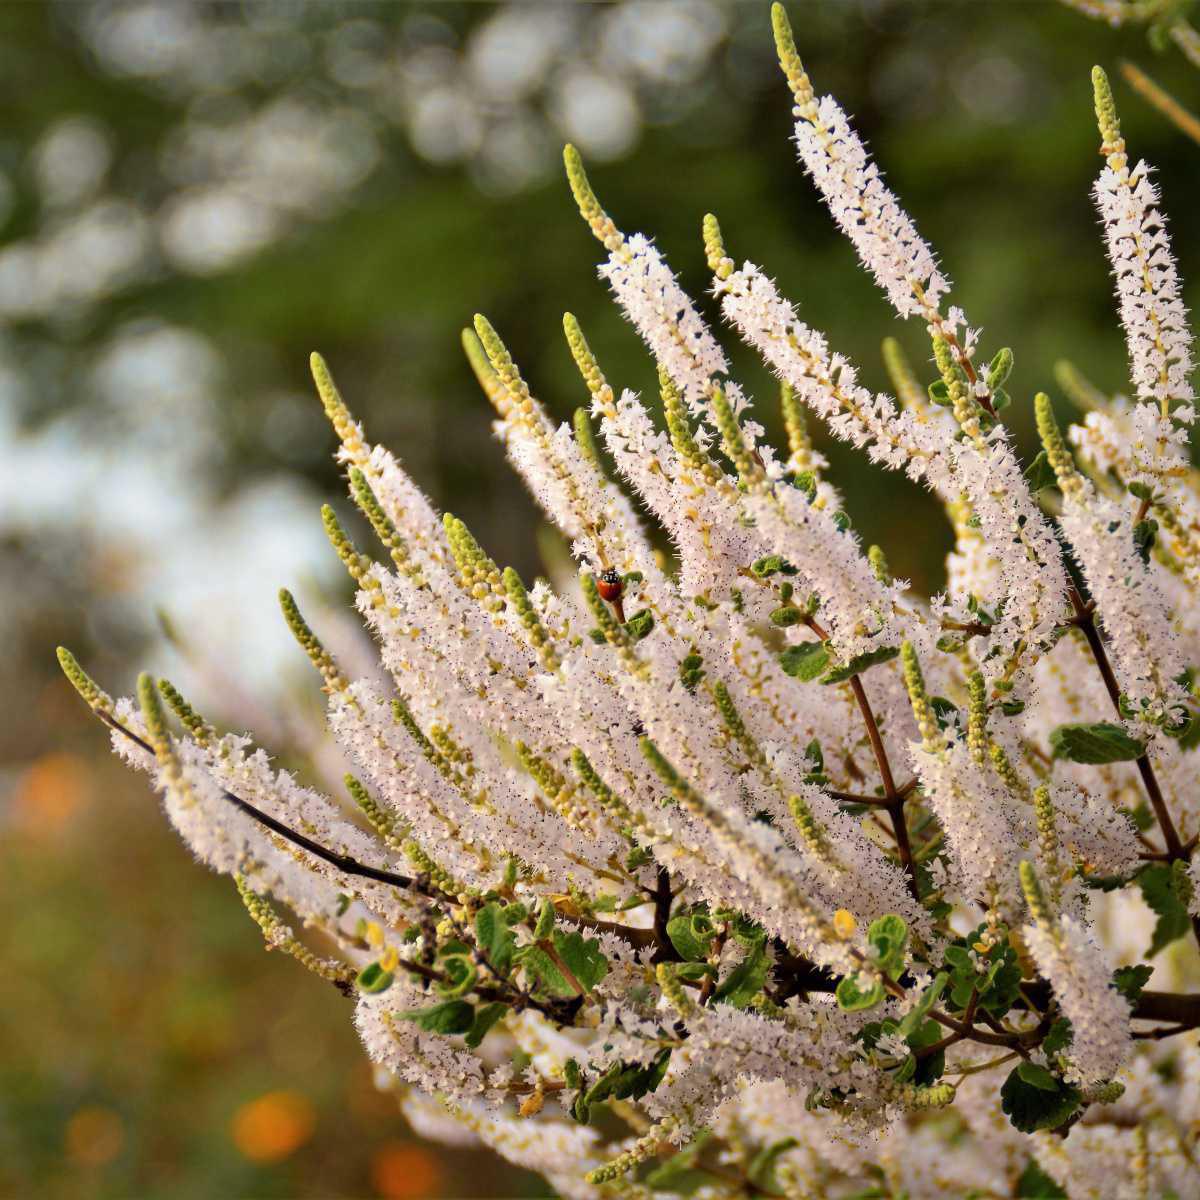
[60,6,1200,1196]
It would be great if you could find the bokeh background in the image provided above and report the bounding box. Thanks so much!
[2,2,1197,1197]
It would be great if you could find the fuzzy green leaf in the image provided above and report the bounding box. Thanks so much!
[551,929,609,993]
[1001,1066,1081,1133]
[1112,963,1153,1005]
[897,972,948,1038]
[713,941,769,1008]
[667,910,716,962]
[464,1001,508,1049]
[1049,722,1145,764]
[836,973,885,1012]
[1137,863,1192,956]
[355,961,394,994]
[398,999,475,1036]
[867,914,908,979]
[821,646,899,685]
[778,641,830,681]
[475,902,518,974]
[1017,1061,1060,1092]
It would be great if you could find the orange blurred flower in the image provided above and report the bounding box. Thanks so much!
[12,752,92,835]
[230,1090,316,1163]
[370,1141,444,1198]
[65,1105,125,1168]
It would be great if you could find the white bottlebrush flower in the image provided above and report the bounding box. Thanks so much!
[1023,913,1132,1088]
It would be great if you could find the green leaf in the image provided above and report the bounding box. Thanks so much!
[930,696,959,730]
[398,998,475,1036]
[1016,1159,1068,1198]
[1112,963,1154,1005]
[979,951,1022,1017]
[820,645,899,685]
[729,914,766,945]
[1001,1066,1081,1133]
[1137,863,1192,956]
[778,641,830,681]
[986,347,1014,389]
[804,737,825,777]
[434,952,478,998]
[943,945,972,972]
[645,1130,715,1194]
[1017,1061,1060,1092]
[1178,710,1200,752]
[898,972,948,1038]
[355,961,394,994]
[751,555,797,578]
[867,914,908,979]
[623,609,655,641]
[667,909,715,962]
[680,652,705,694]
[475,902,518,974]
[673,961,716,981]
[747,1137,799,1196]
[533,900,555,940]
[1024,449,1057,492]
[905,1018,946,1086]
[770,606,804,627]
[464,1001,508,1048]
[928,379,951,406]
[1042,1017,1073,1055]
[515,944,571,997]
[551,929,609,993]
[791,471,817,501]
[580,1050,672,1118]
[713,941,769,1008]
[1133,519,1158,564]
[1049,722,1145,764]
[836,972,885,1012]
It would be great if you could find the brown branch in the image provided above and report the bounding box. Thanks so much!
[1133,1023,1193,1040]
[650,866,678,963]
[95,707,664,952]
[806,618,920,901]
[940,619,992,639]
[698,927,728,1008]
[1066,585,1200,946]
[1068,584,1186,862]
[537,938,590,1002]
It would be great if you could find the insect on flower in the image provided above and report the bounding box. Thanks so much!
[596,567,624,604]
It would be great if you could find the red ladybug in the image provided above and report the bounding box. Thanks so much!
[597,568,624,603]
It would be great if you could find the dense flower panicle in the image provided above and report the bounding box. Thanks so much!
[1023,914,1132,1088]
[1093,161,1194,408]
[791,95,951,322]
[599,233,729,417]
[62,14,1200,1197]
[945,433,1068,689]
[715,258,958,489]
[1056,491,1187,725]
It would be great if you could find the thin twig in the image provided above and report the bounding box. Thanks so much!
[806,618,920,900]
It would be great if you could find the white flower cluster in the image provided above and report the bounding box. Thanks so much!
[61,9,1200,1197]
